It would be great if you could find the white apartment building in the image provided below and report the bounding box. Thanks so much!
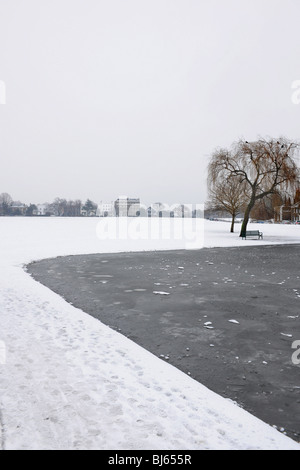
[35,203,49,216]
[97,202,115,217]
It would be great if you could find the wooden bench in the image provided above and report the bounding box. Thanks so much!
[242,230,263,240]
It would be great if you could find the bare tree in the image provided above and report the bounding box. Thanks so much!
[208,137,299,237]
[0,193,13,215]
[50,198,68,216]
[64,199,82,217]
[73,199,82,217]
[207,175,247,232]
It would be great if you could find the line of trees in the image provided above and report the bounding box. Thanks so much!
[49,198,83,217]
[207,136,300,235]
[0,193,13,215]
[0,194,98,217]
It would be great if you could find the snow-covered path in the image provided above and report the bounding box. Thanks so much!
[0,217,299,450]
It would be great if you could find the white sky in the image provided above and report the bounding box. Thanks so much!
[0,0,300,206]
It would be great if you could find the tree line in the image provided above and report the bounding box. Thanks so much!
[0,195,98,217]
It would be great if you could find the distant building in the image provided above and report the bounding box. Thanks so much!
[292,202,300,222]
[147,202,168,217]
[115,196,128,217]
[274,205,292,223]
[81,207,97,217]
[114,196,140,217]
[147,203,195,218]
[171,204,192,218]
[97,202,115,217]
[10,202,27,215]
[35,203,50,216]
[81,199,98,217]
[274,203,300,223]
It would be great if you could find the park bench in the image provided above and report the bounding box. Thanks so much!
[242,230,263,240]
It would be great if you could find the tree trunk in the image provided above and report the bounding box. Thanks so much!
[240,197,256,237]
[230,214,235,233]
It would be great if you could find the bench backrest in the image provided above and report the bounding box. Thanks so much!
[246,231,260,235]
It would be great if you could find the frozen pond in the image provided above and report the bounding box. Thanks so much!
[28,244,300,442]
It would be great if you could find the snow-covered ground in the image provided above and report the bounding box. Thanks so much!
[0,217,299,450]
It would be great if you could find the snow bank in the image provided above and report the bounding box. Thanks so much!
[0,217,299,450]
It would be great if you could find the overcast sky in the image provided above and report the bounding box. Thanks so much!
[0,0,300,206]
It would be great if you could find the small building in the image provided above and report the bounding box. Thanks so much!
[81,207,97,217]
[35,203,50,216]
[10,202,27,216]
[274,203,300,223]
